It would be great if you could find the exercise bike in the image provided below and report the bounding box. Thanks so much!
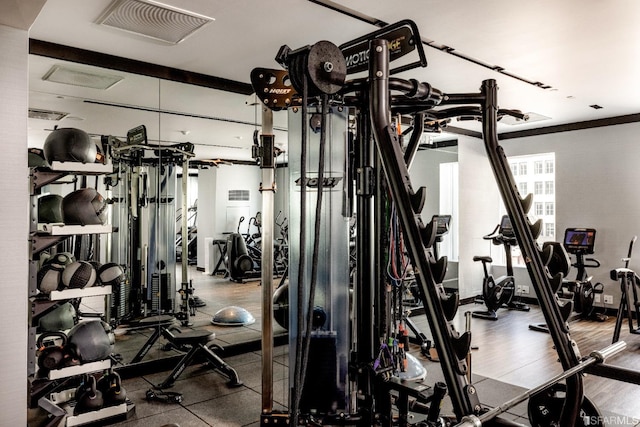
[529,227,606,333]
[473,215,530,321]
[562,228,606,321]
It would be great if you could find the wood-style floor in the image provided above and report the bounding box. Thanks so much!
[412,303,640,422]
[43,268,640,426]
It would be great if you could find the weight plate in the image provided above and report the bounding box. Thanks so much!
[528,383,603,427]
[306,40,346,95]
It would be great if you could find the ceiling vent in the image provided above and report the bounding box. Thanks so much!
[29,108,69,121]
[96,0,214,44]
[42,65,124,90]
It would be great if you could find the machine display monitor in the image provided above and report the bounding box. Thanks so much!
[499,215,515,237]
[433,215,451,237]
[563,228,596,254]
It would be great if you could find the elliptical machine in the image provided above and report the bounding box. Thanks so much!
[473,215,530,320]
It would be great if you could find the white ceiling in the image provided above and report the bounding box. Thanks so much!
[21,0,640,161]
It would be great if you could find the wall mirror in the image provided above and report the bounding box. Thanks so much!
[28,51,289,369]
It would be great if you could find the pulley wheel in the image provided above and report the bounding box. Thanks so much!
[528,383,603,427]
[288,40,346,96]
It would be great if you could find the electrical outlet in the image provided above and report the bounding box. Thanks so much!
[520,285,530,295]
[594,294,601,303]
[604,294,613,304]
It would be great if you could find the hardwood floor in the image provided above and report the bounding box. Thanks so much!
[409,302,640,423]
[111,268,640,425]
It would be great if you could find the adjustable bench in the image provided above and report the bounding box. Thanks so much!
[129,315,242,389]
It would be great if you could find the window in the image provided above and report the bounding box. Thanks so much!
[534,161,543,174]
[534,181,543,195]
[518,182,528,195]
[500,152,555,267]
[545,181,554,195]
[545,160,554,174]
[545,222,555,237]
[535,202,543,216]
[519,162,527,175]
[545,202,555,215]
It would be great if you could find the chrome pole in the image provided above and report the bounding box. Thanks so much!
[260,107,275,413]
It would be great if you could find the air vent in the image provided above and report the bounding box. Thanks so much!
[96,0,214,44]
[28,108,69,121]
[42,65,124,90]
[228,190,250,202]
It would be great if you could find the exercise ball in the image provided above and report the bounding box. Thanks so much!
[43,127,97,164]
[98,263,124,287]
[28,147,49,168]
[38,302,77,332]
[44,252,75,269]
[67,320,115,363]
[273,284,289,330]
[38,194,64,224]
[62,188,107,225]
[37,264,64,293]
[62,261,97,289]
[211,306,256,326]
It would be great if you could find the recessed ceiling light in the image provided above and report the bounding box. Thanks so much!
[42,64,124,90]
[28,108,69,121]
[96,0,214,44]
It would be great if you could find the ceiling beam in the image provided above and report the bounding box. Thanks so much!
[29,39,254,95]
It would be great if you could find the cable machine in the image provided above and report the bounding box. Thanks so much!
[251,19,640,427]
[106,125,195,325]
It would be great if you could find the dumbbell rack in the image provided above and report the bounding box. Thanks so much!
[29,160,131,426]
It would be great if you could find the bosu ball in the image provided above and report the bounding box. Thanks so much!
[211,306,256,326]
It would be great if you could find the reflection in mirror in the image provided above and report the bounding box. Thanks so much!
[29,53,291,369]
[410,142,459,290]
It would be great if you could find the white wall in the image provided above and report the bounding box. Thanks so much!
[458,135,503,299]
[196,164,261,270]
[0,23,30,427]
[498,122,640,308]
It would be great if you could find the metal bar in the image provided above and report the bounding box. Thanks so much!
[354,107,375,422]
[454,342,626,427]
[261,107,275,413]
[368,38,474,419]
[479,79,583,426]
[403,113,424,170]
[180,156,189,325]
[586,361,640,385]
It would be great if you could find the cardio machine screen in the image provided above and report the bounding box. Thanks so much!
[563,228,596,254]
[433,215,451,237]
[499,215,515,238]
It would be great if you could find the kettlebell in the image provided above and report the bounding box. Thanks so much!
[37,331,67,370]
[74,375,103,415]
[97,370,127,406]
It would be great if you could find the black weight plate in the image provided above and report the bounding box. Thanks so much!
[306,40,346,95]
[528,383,603,427]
